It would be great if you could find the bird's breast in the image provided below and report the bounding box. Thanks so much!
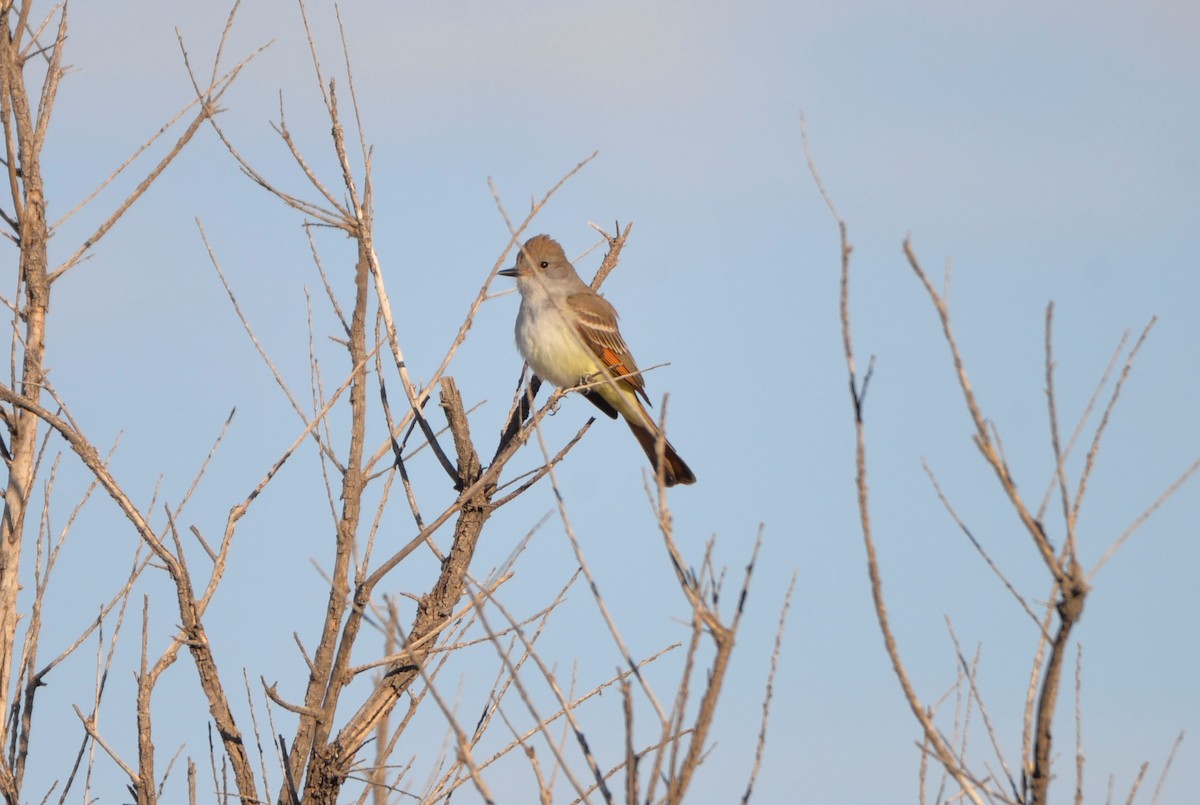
[515,300,602,390]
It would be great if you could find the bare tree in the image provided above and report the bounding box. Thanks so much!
[804,117,1197,805]
[0,3,260,801]
[0,4,785,803]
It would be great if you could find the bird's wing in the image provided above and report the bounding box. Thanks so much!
[566,290,650,404]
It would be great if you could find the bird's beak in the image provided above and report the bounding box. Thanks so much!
[498,267,519,278]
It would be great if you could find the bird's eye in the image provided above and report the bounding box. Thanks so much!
[539,261,549,269]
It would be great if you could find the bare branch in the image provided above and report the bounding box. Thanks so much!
[1089,456,1200,581]
[923,459,1045,635]
[741,569,796,804]
[1148,731,1185,805]
[1070,318,1155,530]
[805,115,987,805]
[72,705,139,785]
[904,238,1063,584]
[50,43,264,282]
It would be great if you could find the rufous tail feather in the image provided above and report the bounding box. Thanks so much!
[626,418,696,487]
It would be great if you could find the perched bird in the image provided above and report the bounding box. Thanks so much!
[499,234,696,486]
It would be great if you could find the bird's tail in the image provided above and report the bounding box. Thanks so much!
[625,410,696,487]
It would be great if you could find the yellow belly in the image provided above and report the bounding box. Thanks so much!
[515,301,601,389]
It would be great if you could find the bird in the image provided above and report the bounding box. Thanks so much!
[499,234,696,486]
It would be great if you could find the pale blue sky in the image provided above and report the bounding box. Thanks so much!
[15,1,1198,802]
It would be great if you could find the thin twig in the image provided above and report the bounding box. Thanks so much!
[1089,456,1200,581]
[1148,731,1185,805]
[741,570,796,804]
[923,460,1046,635]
